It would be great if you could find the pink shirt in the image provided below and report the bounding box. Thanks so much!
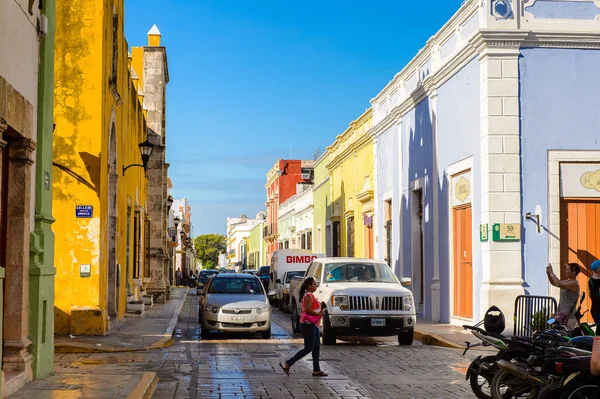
[300,292,322,326]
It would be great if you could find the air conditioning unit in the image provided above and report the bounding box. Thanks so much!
[301,172,311,180]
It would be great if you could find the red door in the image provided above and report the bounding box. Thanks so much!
[560,199,600,322]
[453,205,473,318]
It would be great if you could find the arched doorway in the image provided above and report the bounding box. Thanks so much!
[107,117,118,328]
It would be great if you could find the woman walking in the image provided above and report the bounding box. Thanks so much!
[280,277,328,377]
[546,262,580,327]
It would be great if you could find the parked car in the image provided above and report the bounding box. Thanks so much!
[268,249,325,310]
[289,258,416,345]
[258,265,270,292]
[198,273,271,339]
[196,269,220,295]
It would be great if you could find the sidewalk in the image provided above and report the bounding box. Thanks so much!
[8,288,190,398]
[414,317,474,349]
[55,287,189,353]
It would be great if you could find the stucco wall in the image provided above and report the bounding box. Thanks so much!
[374,124,401,272]
[436,58,481,322]
[520,48,600,295]
[312,154,330,254]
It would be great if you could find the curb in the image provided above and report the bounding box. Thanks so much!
[55,288,190,353]
[414,329,466,349]
[126,372,158,399]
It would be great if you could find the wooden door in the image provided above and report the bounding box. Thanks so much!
[560,199,600,322]
[453,205,473,318]
[365,225,374,259]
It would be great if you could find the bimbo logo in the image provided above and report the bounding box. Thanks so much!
[286,255,318,263]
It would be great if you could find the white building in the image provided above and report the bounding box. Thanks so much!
[278,182,314,250]
[226,213,266,270]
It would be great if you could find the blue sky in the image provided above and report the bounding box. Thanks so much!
[124,0,462,236]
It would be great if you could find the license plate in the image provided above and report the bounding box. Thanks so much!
[371,318,386,326]
[230,316,245,324]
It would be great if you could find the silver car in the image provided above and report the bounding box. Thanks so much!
[198,274,271,339]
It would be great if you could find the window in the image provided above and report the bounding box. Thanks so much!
[346,216,355,257]
[208,277,263,295]
[306,230,312,250]
[313,263,323,281]
[324,262,398,284]
[332,221,340,257]
[300,233,306,249]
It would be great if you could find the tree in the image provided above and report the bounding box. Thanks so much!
[194,234,226,270]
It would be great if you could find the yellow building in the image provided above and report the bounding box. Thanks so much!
[327,109,374,258]
[53,0,153,334]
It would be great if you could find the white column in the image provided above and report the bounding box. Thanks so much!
[475,32,527,330]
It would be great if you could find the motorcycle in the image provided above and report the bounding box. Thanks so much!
[489,292,595,399]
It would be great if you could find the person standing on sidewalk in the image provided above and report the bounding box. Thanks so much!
[175,268,182,287]
[588,260,600,334]
[546,262,580,327]
[280,277,328,377]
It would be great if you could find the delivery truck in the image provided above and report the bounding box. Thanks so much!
[268,249,325,311]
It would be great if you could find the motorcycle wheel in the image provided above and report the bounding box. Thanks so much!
[469,356,498,399]
[560,378,600,399]
[491,369,540,399]
[537,381,562,399]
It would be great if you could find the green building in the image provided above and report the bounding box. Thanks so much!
[312,151,330,255]
[248,220,267,269]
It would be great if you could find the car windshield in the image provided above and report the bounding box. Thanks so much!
[199,271,218,282]
[258,267,270,277]
[285,271,305,283]
[324,263,398,284]
[208,278,263,295]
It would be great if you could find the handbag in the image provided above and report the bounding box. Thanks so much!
[301,293,322,325]
[592,335,600,376]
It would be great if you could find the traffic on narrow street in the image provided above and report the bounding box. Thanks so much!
[50,291,480,399]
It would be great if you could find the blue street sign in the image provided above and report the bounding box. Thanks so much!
[75,205,93,218]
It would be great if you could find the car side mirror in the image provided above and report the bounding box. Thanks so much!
[400,277,412,288]
[276,279,281,284]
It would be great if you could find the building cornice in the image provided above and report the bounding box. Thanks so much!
[312,176,330,191]
[326,132,374,171]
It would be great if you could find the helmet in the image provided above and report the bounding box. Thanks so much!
[484,306,506,334]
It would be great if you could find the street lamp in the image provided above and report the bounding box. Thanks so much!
[173,216,180,229]
[166,195,174,209]
[122,139,154,176]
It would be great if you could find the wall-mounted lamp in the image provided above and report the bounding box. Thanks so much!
[166,195,174,209]
[123,139,154,176]
[173,216,180,229]
[525,212,540,233]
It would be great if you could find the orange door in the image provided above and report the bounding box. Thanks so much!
[453,205,473,318]
[365,225,374,259]
[560,199,600,322]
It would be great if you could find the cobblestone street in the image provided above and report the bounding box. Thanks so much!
[45,292,485,398]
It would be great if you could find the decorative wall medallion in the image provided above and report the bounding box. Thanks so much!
[492,0,513,19]
[455,176,471,203]
[580,170,600,192]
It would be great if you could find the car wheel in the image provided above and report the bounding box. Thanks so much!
[200,324,210,339]
[291,302,300,334]
[398,328,414,345]
[261,327,271,339]
[278,296,285,311]
[322,311,336,345]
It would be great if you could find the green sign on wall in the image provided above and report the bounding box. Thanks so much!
[480,224,489,242]
[492,223,521,241]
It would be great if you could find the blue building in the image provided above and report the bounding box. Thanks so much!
[371,0,600,329]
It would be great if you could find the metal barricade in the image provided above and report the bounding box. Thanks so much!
[513,295,558,337]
